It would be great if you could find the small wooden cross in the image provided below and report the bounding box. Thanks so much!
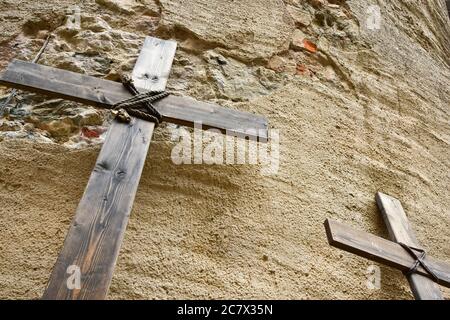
[0,37,268,299]
[325,192,450,300]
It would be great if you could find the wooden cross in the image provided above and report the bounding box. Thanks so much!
[325,192,450,300]
[0,36,268,300]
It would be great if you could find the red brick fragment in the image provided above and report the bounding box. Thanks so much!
[296,64,311,76]
[81,127,101,139]
[302,39,317,53]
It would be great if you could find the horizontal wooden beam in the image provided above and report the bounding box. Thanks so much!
[0,59,268,141]
[324,218,450,288]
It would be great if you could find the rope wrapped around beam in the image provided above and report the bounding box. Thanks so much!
[399,242,441,285]
[112,75,169,126]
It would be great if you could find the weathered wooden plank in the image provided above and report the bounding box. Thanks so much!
[324,219,450,288]
[132,37,177,91]
[0,59,268,141]
[376,192,443,300]
[42,37,176,300]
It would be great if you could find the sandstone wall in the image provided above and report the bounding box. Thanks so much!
[0,0,449,299]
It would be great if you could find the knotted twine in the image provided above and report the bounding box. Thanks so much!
[112,75,169,126]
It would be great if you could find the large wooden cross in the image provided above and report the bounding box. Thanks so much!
[325,192,450,300]
[0,36,268,299]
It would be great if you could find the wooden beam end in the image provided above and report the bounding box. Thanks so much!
[376,191,391,202]
[324,218,337,247]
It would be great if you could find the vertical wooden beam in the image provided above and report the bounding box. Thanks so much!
[376,192,443,300]
[132,37,177,91]
[42,37,177,300]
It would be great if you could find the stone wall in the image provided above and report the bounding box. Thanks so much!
[0,0,449,299]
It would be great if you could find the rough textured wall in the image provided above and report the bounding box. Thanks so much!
[0,0,449,299]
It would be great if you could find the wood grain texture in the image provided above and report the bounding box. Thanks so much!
[0,59,268,141]
[324,219,450,288]
[132,37,177,91]
[42,37,176,300]
[376,192,443,300]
